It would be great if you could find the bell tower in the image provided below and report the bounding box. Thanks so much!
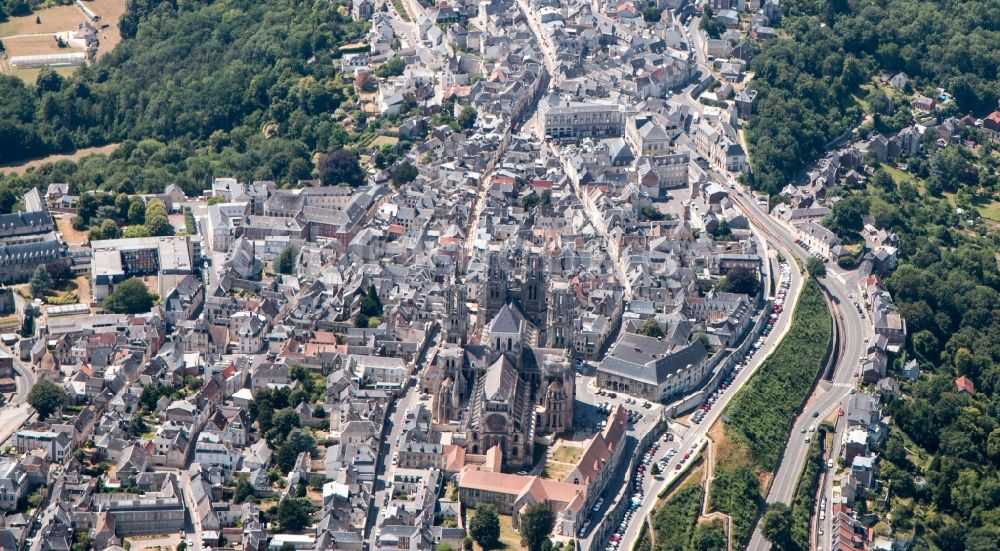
[443,285,468,345]
[480,251,508,327]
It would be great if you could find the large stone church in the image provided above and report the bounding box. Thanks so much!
[431,251,576,468]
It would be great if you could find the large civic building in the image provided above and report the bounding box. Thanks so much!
[539,96,637,140]
[91,236,200,300]
[0,189,69,284]
[596,332,710,402]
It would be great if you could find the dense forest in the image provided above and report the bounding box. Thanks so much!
[749,0,1000,548]
[0,0,368,195]
[862,170,1000,550]
[746,0,1000,193]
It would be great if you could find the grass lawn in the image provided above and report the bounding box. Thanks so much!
[973,199,1000,223]
[4,35,85,56]
[499,514,524,551]
[551,445,583,464]
[467,509,525,551]
[0,0,127,51]
[882,165,919,188]
[657,456,705,505]
[542,460,574,482]
[4,64,80,83]
[370,135,400,148]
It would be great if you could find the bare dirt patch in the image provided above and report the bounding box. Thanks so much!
[0,0,127,79]
[55,214,89,245]
[4,34,84,57]
[1,143,120,175]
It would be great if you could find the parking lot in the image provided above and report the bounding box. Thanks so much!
[600,262,793,551]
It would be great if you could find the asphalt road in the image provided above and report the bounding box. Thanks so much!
[729,185,871,551]
[0,341,36,448]
[617,257,804,551]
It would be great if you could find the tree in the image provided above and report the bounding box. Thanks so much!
[865,89,892,115]
[268,409,302,445]
[720,267,759,296]
[690,519,727,551]
[102,278,157,314]
[522,192,541,210]
[651,463,661,475]
[29,265,53,298]
[806,257,826,278]
[458,107,478,129]
[276,428,316,473]
[143,199,174,236]
[374,56,405,78]
[128,413,148,437]
[469,504,501,550]
[824,196,867,239]
[235,476,256,503]
[699,8,725,38]
[872,169,895,192]
[19,314,34,338]
[520,503,555,551]
[638,318,664,338]
[761,502,793,548]
[277,497,315,531]
[123,225,151,238]
[360,285,383,317]
[320,148,365,187]
[642,6,661,22]
[276,245,297,274]
[390,161,418,186]
[71,530,92,551]
[28,379,66,420]
[36,68,64,94]
[128,200,146,225]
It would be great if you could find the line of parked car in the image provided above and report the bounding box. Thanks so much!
[691,264,790,425]
[606,439,662,550]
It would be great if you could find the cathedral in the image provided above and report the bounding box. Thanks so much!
[431,252,576,468]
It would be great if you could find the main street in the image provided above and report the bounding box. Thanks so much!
[616,202,803,551]
[672,16,871,549]
[366,329,439,549]
[728,184,871,551]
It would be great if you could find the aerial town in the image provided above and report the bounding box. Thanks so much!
[1,0,999,549]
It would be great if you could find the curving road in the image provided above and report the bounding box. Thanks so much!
[727,185,870,551]
[0,341,37,448]
[616,208,805,551]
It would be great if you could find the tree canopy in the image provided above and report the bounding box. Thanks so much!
[320,148,365,187]
[0,0,367,196]
[720,267,760,296]
[638,318,665,338]
[519,504,555,551]
[102,278,157,314]
[276,245,297,274]
[746,0,1000,194]
[28,379,66,420]
[277,497,315,531]
[469,505,501,550]
[29,265,53,298]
